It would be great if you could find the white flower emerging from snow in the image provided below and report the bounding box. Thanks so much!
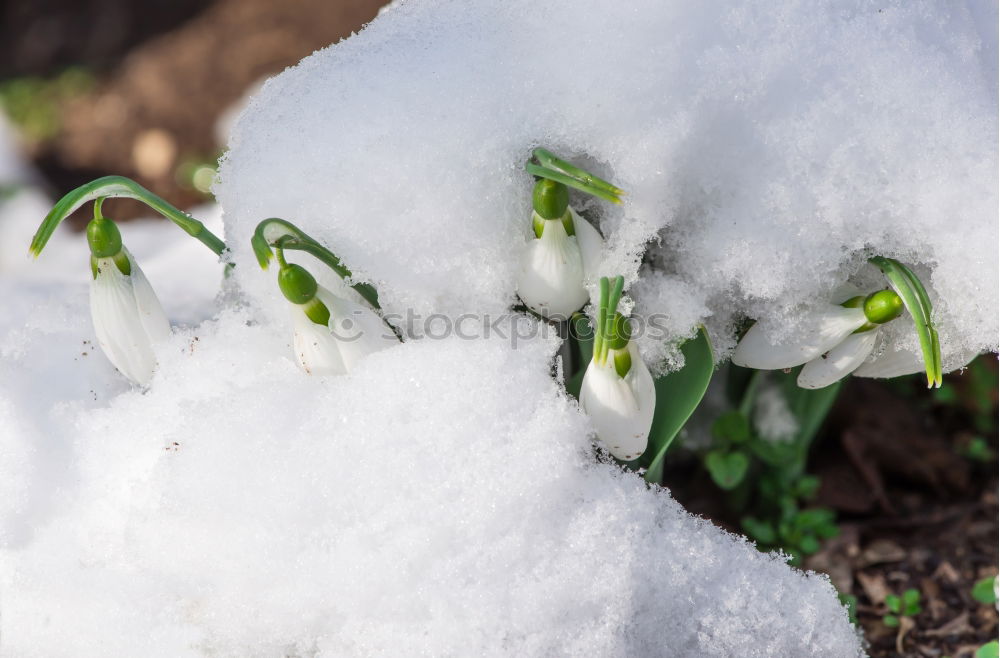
[517,203,603,318]
[580,275,655,461]
[732,290,910,389]
[516,149,622,320]
[87,216,170,386]
[277,257,395,376]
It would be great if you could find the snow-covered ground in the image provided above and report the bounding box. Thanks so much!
[2,0,997,655]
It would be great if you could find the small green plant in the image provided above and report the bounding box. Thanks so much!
[705,411,751,490]
[0,68,94,142]
[959,435,997,463]
[704,367,842,563]
[972,575,997,605]
[882,588,921,627]
[837,592,858,626]
[976,640,999,658]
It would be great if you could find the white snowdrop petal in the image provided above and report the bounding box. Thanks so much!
[797,329,878,389]
[316,286,396,372]
[291,307,347,376]
[852,344,926,379]
[570,208,604,281]
[580,344,655,461]
[516,218,589,319]
[732,305,867,370]
[89,258,160,385]
[123,250,171,344]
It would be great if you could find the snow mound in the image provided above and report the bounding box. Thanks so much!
[218,0,997,372]
[0,297,861,655]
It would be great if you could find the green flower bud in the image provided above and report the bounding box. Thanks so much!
[278,263,318,305]
[864,289,904,324]
[301,296,331,326]
[86,216,123,259]
[532,178,569,220]
[612,346,632,378]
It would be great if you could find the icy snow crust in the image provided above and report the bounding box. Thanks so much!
[219,0,997,372]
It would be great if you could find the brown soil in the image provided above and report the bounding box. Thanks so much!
[8,0,386,222]
[669,362,999,658]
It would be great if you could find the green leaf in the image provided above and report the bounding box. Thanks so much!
[798,534,820,555]
[30,175,227,259]
[795,475,820,500]
[882,614,899,628]
[705,450,749,490]
[741,516,777,545]
[976,640,999,658]
[749,437,798,467]
[564,313,594,399]
[838,593,858,626]
[527,148,624,204]
[972,576,997,605]
[794,508,836,530]
[641,327,715,484]
[869,256,942,388]
[885,594,901,614]
[712,411,751,444]
[902,588,922,615]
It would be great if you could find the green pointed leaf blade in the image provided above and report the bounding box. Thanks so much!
[642,327,715,484]
[531,148,625,196]
[564,313,594,399]
[869,256,941,388]
[972,576,997,605]
[525,163,622,204]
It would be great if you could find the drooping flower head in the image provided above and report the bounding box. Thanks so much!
[253,218,398,376]
[29,177,229,386]
[516,148,623,320]
[85,202,171,385]
[733,257,942,389]
[579,275,656,461]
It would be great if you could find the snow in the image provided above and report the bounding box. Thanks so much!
[1,259,862,655]
[3,0,998,654]
[218,0,997,374]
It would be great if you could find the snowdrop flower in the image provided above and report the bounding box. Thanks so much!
[86,213,171,385]
[516,148,622,320]
[275,252,395,375]
[733,289,907,389]
[580,275,655,461]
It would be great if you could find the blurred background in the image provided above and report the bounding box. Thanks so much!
[0,0,386,224]
[0,3,996,656]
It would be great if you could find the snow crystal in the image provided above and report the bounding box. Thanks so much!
[218,0,997,374]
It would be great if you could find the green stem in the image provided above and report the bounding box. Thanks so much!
[602,276,624,364]
[251,218,381,311]
[594,277,610,363]
[30,175,227,258]
[737,370,763,418]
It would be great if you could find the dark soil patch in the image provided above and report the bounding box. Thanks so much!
[668,358,999,657]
